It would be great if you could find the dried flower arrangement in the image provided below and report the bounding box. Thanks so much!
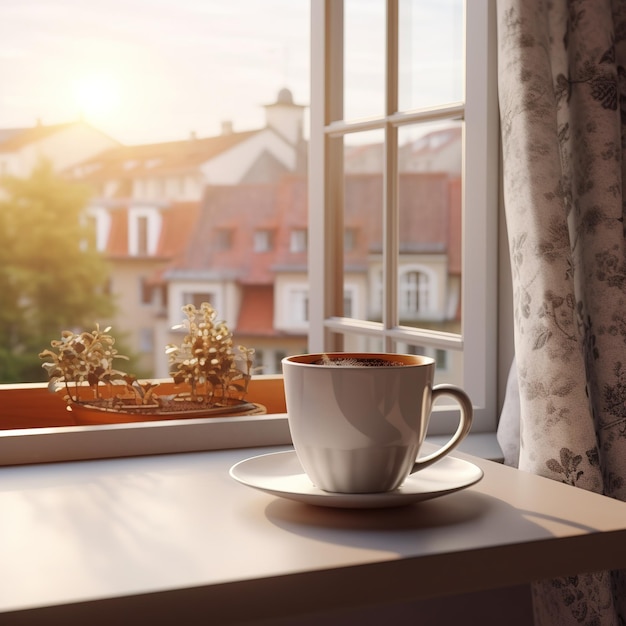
[39,302,262,422]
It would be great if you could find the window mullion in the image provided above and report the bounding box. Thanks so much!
[383,0,399,351]
[309,0,344,352]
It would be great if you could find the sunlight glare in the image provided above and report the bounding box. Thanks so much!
[74,74,121,119]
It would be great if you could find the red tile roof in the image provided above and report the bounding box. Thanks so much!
[74,131,259,180]
[103,201,200,261]
[158,202,201,258]
[169,172,460,283]
[176,178,308,284]
[0,122,76,151]
[105,206,130,257]
[0,121,119,152]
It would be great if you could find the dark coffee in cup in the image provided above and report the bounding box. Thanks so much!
[312,354,407,367]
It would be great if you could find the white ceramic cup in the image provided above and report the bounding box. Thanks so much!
[282,352,473,494]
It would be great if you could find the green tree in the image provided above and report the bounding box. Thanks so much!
[0,160,115,382]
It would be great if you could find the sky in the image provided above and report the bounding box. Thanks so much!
[0,0,462,147]
[0,0,310,145]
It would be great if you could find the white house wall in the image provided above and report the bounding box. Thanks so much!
[200,129,295,185]
[274,273,309,332]
[167,281,240,330]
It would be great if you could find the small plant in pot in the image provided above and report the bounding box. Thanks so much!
[39,302,263,425]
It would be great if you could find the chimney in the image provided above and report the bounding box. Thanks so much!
[221,120,233,135]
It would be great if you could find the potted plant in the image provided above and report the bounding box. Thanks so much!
[39,302,264,425]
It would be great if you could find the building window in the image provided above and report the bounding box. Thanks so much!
[344,228,356,252]
[400,270,429,316]
[182,292,214,310]
[137,216,149,256]
[435,348,448,372]
[254,229,274,252]
[290,289,309,325]
[343,289,354,319]
[128,207,160,256]
[273,350,288,374]
[85,206,111,252]
[139,277,152,305]
[139,328,154,353]
[290,229,308,253]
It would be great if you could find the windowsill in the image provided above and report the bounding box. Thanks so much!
[0,414,502,467]
[0,375,502,466]
[0,376,502,465]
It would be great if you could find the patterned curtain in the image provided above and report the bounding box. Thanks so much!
[497,0,626,624]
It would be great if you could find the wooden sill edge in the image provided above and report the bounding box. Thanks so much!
[0,375,287,430]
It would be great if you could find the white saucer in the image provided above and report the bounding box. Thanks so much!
[229,450,484,509]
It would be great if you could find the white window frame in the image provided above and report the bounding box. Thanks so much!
[308,0,498,435]
[288,287,310,328]
[85,205,111,252]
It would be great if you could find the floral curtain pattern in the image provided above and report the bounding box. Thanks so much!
[497,0,626,624]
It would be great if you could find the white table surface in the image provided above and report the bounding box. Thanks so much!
[1,444,625,625]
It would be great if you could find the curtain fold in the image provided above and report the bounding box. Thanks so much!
[497,0,626,623]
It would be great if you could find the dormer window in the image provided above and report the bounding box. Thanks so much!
[253,229,274,252]
[344,228,357,252]
[128,206,161,256]
[85,205,111,252]
[136,216,149,255]
[290,228,307,253]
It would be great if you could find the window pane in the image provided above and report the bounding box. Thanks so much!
[398,0,464,111]
[392,342,463,385]
[398,121,462,336]
[343,130,384,322]
[344,0,385,120]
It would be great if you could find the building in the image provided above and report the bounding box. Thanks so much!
[1,90,462,379]
[0,120,120,180]
[72,89,308,375]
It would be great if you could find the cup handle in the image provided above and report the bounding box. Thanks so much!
[410,384,473,474]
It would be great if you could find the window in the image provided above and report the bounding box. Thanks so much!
[291,289,309,325]
[182,292,215,310]
[308,0,498,434]
[1,0,500,462]
[273,350,288,374]
[139,277,152,305]
[128,207,161,256]
[290,228,308,253]
[85,206,111,252]
[343,289,354,319]
[400,270,428,316]
[254,229,274,252]
[398,267,438,319]
[139,327,154,353]
[344,228,357,252]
